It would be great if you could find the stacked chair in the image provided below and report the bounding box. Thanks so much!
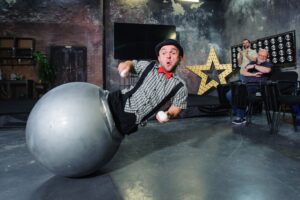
[230,70,299,134]
[262,71,299,133]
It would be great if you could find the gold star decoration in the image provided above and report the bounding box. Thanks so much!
[186,47,232,95]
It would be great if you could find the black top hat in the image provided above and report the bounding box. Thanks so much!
[155,39,184,57]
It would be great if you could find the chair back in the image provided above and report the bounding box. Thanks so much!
[216,84,231,106]
[270,71,298,81]
[261,82,280,111]
[270,71,298,95]
[230,82,248,108]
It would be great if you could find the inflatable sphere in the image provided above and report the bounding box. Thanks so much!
[26,82,123,177]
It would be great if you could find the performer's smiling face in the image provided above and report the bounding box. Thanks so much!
[158,45,182,72]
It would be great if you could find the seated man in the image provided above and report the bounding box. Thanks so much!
[227,48,272,124]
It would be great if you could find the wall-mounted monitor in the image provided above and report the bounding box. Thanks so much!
[114,23,176,60]
[231,30,296,69]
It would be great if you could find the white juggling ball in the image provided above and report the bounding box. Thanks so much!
[157,111,169,122]
[120,70,128,78]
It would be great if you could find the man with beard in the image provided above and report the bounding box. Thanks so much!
[108,39,188,135]
[238,39,257,81]
[227,48,272,124]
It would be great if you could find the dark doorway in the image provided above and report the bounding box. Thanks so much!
[50,46,87,86]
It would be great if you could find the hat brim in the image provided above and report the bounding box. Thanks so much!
[155,39,184,57]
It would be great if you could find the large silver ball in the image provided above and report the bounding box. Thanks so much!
[26,82,123,177]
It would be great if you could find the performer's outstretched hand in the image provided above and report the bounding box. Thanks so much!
[156,111,169,123]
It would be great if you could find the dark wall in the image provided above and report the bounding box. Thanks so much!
[0,0,103,86]
[106,0,300,92]
[1,0,300,92]
[105,0,226,93]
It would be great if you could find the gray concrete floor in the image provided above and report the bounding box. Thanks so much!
[1,115,300,200]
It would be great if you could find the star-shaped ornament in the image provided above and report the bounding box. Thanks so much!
[186,48,232,95]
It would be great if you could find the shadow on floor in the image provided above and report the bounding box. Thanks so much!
[98,118,229,173]
[232,122,300,160]
[31,175,122,200]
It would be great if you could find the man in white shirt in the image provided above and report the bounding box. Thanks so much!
[238,39,257,81]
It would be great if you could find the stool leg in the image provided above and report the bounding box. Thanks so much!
[246,104,252,124]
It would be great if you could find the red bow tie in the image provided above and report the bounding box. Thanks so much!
[157,66,173,79]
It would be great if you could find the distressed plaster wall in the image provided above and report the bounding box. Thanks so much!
[2,0,300,94]
[223,0,300,74]
[0,0,103,86]
[105,0,227,93]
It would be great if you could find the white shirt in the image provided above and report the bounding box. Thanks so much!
[238,48,257,69]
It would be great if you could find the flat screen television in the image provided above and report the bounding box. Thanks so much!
[114,23,176,60]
